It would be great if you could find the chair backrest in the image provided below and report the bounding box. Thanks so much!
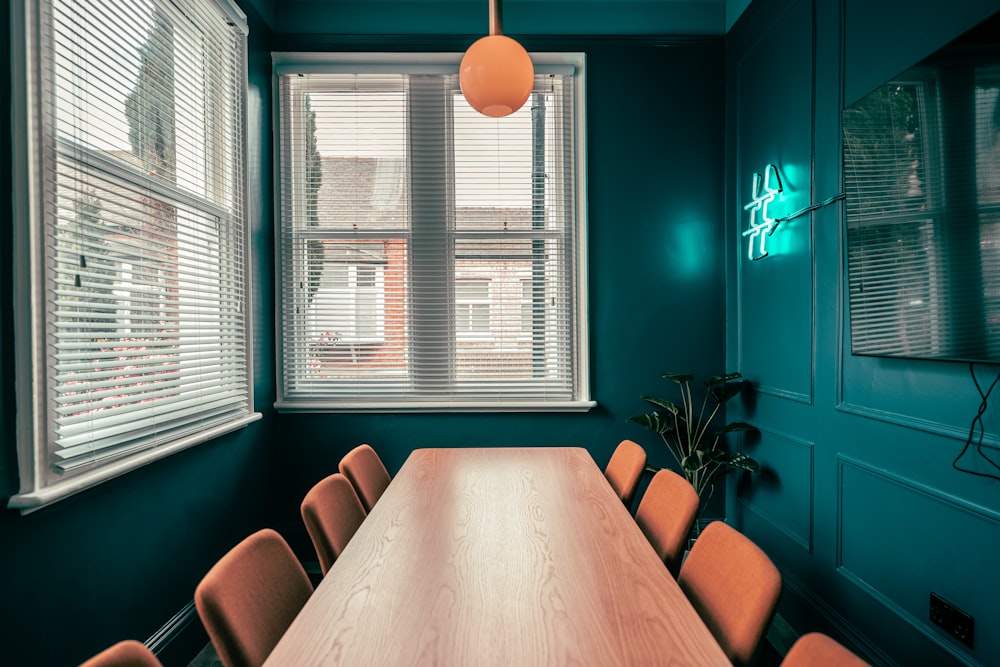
[781,632,869,667]
[634,468,700,577]
[338,443,392,513]
[194,528,314,667]
[79,640,162,667]
[677,521,782,667]
[604,439,647,507]
[301,472,368,575]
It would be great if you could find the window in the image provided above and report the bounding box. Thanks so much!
[10,0,257,510]
[275,53,591,411]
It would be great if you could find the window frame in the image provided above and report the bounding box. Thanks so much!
[9,0,260,512]
[272,52,593,413]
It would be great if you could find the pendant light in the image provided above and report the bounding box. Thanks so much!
[459,0,534,117]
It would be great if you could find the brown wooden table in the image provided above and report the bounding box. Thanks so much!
[264,447,729,666]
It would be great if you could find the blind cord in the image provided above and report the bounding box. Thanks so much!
[951,363,1000,481]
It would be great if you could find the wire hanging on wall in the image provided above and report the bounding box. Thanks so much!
[769,192,846,236]
[951,363,1000,481]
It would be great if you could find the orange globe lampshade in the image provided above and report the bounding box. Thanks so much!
[459,35,534,118]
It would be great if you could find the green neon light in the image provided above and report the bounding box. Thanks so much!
[742,164,783,261]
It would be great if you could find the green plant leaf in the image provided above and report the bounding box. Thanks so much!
[641,396,680,414]
[704,372,742,387]
[627,411,676,435]
[661,373,694,384]
[707,449,759,471]
[680,451,707,474]
[718,451,761,473]
[684,450,761,485]
[713,421,760,435]
[709,379,748,404]
[680,449,724,473]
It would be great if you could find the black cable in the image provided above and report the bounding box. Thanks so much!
[768,192,847,236]
[951,363,1000,481]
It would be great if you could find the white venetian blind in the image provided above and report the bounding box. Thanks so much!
[844,71,1000,362]
[276,56,589,410]
[22,0,252,482]
[844,79,946,361]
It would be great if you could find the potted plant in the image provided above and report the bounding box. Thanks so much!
[628,372,760,538]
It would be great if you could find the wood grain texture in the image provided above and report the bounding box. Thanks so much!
[265,447,729,666]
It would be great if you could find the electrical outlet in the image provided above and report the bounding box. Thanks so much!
[929,593,975,648]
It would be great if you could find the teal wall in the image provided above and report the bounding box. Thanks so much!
[0,3,279,665]
[726,1,1000,665]
[268,1,725,35]
[270,35,730,549]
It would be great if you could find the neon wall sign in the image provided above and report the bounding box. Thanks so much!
[741,164,783,261]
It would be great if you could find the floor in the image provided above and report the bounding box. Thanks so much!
[761,613,800,666]
[188,643,223,667]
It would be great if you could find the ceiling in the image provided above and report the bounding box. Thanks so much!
[247,0,751,37]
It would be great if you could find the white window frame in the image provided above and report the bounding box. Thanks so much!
[9,0,260,512]
[272,52,593,413]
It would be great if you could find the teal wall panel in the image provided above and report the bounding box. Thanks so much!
[740,428,814,551]
[728,0,1000,665]
[840,356,1000,448]
[839,458,1000,663]
[734,0,814,402]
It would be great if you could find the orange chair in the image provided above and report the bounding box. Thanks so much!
[677,521,782,667]
[604,439,647,507]
[79,640,161,667]
[301,472,367,575]
[195,528,314,667]
[338,443,392,513]
[634,468,700,577]
[781,632,870,667]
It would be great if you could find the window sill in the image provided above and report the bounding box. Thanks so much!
[7,413,262,514]
[274,400,598,414]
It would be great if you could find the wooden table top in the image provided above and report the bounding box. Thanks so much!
[265,447,729,666]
